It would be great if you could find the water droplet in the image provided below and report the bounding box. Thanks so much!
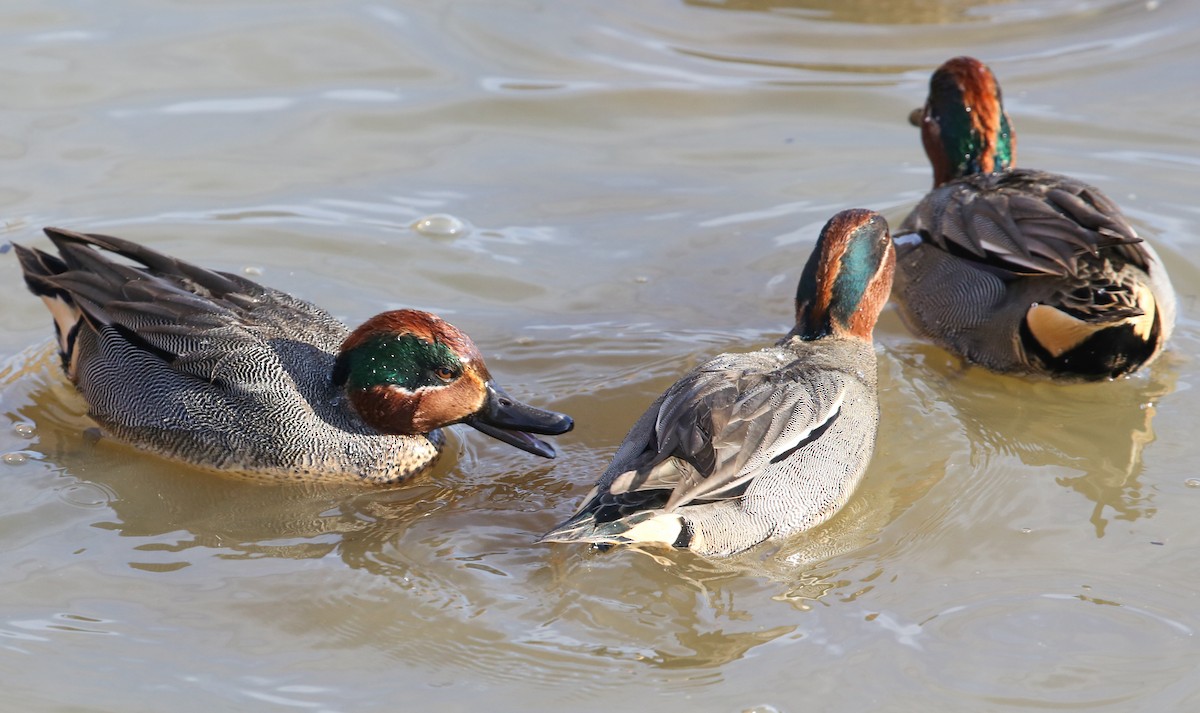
[1185,478,1200,489]
[243,266,264,276]
[13,422,36,438]
[1020,527,1033,534]
[3,452,28,465]
[412,213,468,238]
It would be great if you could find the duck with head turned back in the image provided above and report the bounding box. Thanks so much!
[894,56,1175,380]
[540,209,894,558]
[13,227,573,483]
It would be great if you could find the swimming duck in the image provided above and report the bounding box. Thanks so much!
[540,209,894,557]
[13,227,573,483]
[893,56,1175,380]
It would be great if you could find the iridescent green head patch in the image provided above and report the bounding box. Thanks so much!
[334,333,463,392]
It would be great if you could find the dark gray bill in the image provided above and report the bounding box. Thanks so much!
[464,381,574,458]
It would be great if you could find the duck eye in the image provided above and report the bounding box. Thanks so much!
[433,366,457,383]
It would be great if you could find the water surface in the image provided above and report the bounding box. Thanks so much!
[2,0,1199,710]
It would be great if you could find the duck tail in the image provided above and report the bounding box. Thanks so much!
[41,227,233,291]
[539,509,688,549]
[12,240,85,378]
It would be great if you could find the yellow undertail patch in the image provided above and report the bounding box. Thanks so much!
[39,294,82,378]
[618,513,684,546]
[1025,304,1108,358]
[1128,283,1157,341]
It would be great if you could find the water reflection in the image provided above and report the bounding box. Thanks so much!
[535,548,805,673]
[912,579,1196,707]
[683,0,1016,25]
[890,341,1173,537]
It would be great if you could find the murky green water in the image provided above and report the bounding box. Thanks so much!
[2,0,1199,710]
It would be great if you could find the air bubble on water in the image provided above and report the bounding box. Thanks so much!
[412,214,468,238]
[14,422,36,438]
[3,452,28,466]
[1185,478,1200,489]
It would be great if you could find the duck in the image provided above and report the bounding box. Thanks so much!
[893,56,1175,380]
[540,209,894,557]
[13,227,573,483]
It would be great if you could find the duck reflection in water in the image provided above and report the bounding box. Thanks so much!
[889,343,1174,537]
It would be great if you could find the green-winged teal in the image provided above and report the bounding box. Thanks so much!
[541,209,894,557]
[14,228,573,483]
[894,56,1175,380]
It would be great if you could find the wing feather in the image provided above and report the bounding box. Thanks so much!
[898,168,1147,279]
[595,349,849,515]
[30,228,349,389]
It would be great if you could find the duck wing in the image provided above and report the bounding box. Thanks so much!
[898,168,1148,280]
[16,227,349,387]
[565,348,848,526]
